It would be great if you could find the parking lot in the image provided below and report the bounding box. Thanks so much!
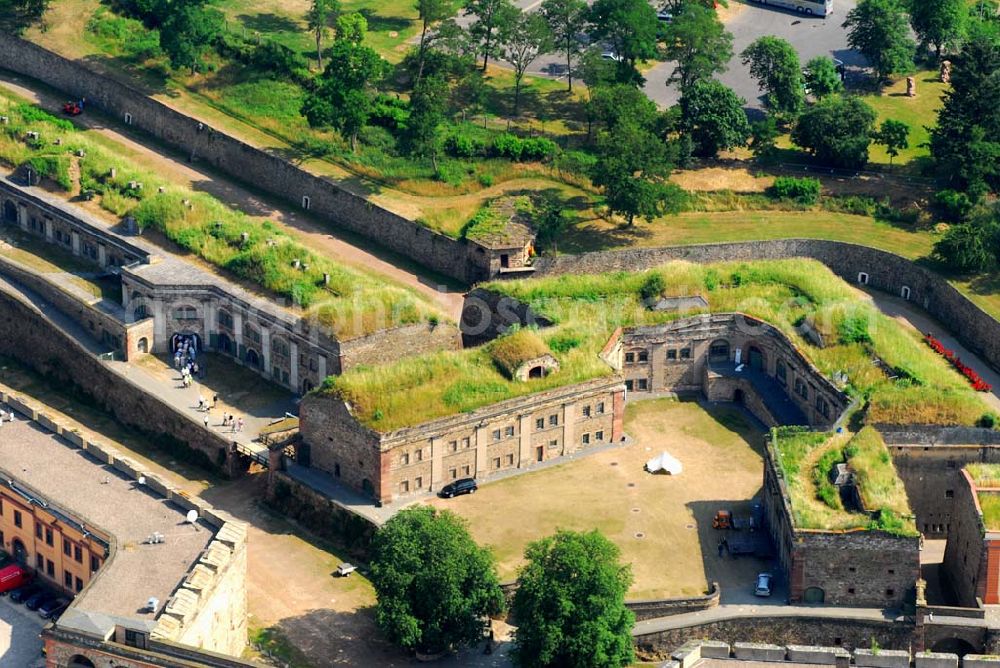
[0,595,45,668]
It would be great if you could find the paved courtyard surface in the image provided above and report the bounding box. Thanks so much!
[0,596,45,668]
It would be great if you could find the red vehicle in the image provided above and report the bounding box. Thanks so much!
[62,101,83,116]
[0,564,32,594]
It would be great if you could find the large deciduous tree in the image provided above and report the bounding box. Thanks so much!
[301,22,387,151]
[511,530,636,668]
[803,56,844,99]
[740,36,804,121]
[370,507,504,655]
[403,74,449,169]
[909,0,966,58]
[680,79,751,157]
[929,31,1000,199]
[587,0,661,86]
[502,11,553,115]
[540,0,588,92]
[791,95,878,169]
[0,0,51,33]
[842,0,916,83]
[663,3,733,92]
[464,0,518,71]
[158,2,224,72]
[933,207,1000,272]
[414,0,458,85]
[305,0,341,70]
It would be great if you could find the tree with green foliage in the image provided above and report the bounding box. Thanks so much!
[158,2,224,72]
[305,0,341,70]
[587,83,659,134]
[591,118,685,226]
[660,0,727,10]
[533,193,571,252]
[909,0,966,58]
[749,115,781,161]
[740,36,804,121]
[370,507,504,654]
[587,0,661,86]
[403,75,448,169]
[511,530,635,668]
[502,11,553,115]
[791,95,878,169]
[873,118,910,169]
[464,0,518,71]
[933,207,1000,271]
[0,0,51,33]
[842,0,916,83]
[414,0,458,85]
[301,34,387,151]
[679,79,751,157]
[929,31,1000,199]
[540,0,589,92]
[336,11,369,44]
[803,56,844,98]
[663,3,734,92]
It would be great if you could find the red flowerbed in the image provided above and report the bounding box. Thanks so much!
[925,334,993,392]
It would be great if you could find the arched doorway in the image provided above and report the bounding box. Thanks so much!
[171,332,202,353]
[12,538,27,565]
[245,348,261,368]
[931,639,977,657]
[2,200,17,223]
[301,378,314,394]
[748,345,765,371]
[803,587,825,603]
[528,365,544,378]
[217,333,233,356]
[68,657,97,668]
[137,337,149,354]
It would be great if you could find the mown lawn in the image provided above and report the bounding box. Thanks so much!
[858,71,946,169]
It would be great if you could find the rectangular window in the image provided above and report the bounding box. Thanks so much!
[400,480,410,494]
[625,380,634,391]
[450,468,458,480]
[463,465,471,476]
[36,554,43,569]
[667,349,677,360]
[91,556,100,572]
[596,402,605,414]
[504,426,515,438]
[946,490,954,498]
[494,457,501,470]
[596,430,605,441]
[449,440,458,453]
[582,406,591,418]
[625,352,635,363]
[74,546,82,563]
[638,351,648,362]
[75,577,83,593]
[462,437,471,449]
[582,433,591,445]
[401,453,409,466]
[548,439,558,449]
[36,523,42,540]
[415,477,423,489]
[680,347,691,359]
[416,449,423,462]
[14,510,21,527]
[45,528,53,547]
[505,454,514,466]
[492,429,501,442]
[64,570,73,588]
[47,560,54,577]
[637,378,648,390]
[549,414,558,426]
[535,418,545,430]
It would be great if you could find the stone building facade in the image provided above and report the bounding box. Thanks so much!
[762,439,921,608]
[300,376,625,504]
[0,176,459,395]
[614,313,849,429]
[944,469,1000,607]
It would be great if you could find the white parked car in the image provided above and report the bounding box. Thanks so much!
[755,572,773,597]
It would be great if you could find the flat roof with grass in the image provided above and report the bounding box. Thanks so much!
[324,258,989,431]
[0,93,445,338]
[772,426,917,536]
[965,464,1000,532]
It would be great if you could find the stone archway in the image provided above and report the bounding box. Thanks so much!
[2,200,17,223]
[11,538,27,565]
[930,638,977,657]
[68,656,97,668]
[748,345,765,371]
[803,586,825,603]
[246,348,261,368]
[137,337,149,354]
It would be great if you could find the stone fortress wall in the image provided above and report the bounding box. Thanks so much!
[0,32,504,285]
[0,390,249,663]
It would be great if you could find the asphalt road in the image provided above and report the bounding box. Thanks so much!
[643,0,865,110]
[0,596,45,668]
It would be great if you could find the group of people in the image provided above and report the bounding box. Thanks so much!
[173,336,204,388]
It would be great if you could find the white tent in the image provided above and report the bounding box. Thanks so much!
[645,451,682,475]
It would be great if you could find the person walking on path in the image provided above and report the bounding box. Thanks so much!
[237,417,244,433]
[203,415,209,429]
[212,394,218,409]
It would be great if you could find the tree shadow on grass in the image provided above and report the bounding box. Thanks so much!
[79,53,172,96]
[965,272,1000,298]
[357,8,413,35]
[236,12,302,35]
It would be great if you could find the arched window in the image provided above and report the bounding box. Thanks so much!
[245,349,261,368]
[133,304,147,320]
[857,272,869,285]
[243,322,262,345]
[271,336,290,359]
[901,286,911,300]
[218,309,234,329]
[2,200,16,223]
[709,339,730,362]
[172,304,197,320]
[776,359,787,385]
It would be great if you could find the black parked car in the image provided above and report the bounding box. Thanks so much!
[37,597,69,620]
[9,584,41,604]
[25,590,56,611]
[439,478,477,498]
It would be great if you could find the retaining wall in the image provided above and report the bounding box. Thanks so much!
[0,33,479,284]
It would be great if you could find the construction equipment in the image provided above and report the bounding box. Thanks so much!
[712,509,733,529]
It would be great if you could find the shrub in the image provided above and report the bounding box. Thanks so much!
[767,176,821,204]
[979,413,998,429]
[359,125,398,154]
[434,161,466,187]
[477,173,494,187]
[492,133,524,160]
[933,189,973,222]
[554,149,597,176]
[370,94,410,132]
[638,273,666,302]
[828,195,877,217]
[520,137,558,162]
[445,133,486,158]
[837,314,872,344]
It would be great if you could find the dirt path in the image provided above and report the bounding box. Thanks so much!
[0,73,465,320]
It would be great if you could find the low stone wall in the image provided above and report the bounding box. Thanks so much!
[626,582,721,621]
[0,33,480,284]
[265,470,378,559]
[879,426,1000,445]
[633,616,915,662]
[339,321,462,371]
[0,279,242,476]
